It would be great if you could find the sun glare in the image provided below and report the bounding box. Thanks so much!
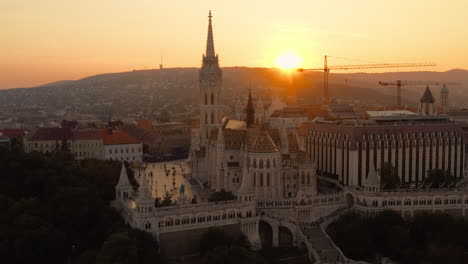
[275,52,302,70]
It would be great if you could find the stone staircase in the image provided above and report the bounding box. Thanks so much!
[302,225,344,263]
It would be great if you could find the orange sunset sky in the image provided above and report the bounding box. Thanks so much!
[2,0,468,89]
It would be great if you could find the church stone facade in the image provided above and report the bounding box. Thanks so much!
[190,12,317,202]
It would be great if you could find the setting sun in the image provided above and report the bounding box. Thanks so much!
[275,52,302,70]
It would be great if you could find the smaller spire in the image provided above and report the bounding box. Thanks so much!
[245,88,255,126]
[205,10,216,58]
[364,153,380,191]
[217,126,224,143]
[137,173,153,201]
[116,164,131,188]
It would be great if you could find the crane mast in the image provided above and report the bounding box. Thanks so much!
[379,80,462,106]
[298,56,436,104]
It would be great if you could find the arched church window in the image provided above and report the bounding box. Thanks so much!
[205,93,207,105]
[211,112,214,124]
[307,173,311,184]
[266,160,270,168]
[205,112,208,125]
[273,159,276,168]
[301,172,305,184]
[253,159,257,168]
[260,173,264,186]
[260,160,264,169]
[211,93,214,105]
[266,173,270,186]
[254,172,256,186]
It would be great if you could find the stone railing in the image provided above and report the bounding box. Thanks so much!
[296,226,322,264]
[319,208,371,264]
[153,200,244,217]
[257,193,345,209]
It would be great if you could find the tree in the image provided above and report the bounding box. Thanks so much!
[10,136,23,153]
[208,189,236,202]
[425,169,457,188]
[155,193,173,207]
[327,212,374,260]
[96,232,138,264]
[379,162,400,189]
[0,148,162,264]
[371,211,409,260]
[203,246,266,264]
[128,228,162,264]
[199,228,231,256]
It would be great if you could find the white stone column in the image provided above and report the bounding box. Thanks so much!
[337,145,343,183]
[349,150,359,186]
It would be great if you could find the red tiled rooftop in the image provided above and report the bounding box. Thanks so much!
[25,127,73,141]
[0,129,26,138]
[136,119,154,131]
[72,130,102,140]
[101,129,141,145]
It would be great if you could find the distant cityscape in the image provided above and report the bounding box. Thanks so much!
[3,9,468,264]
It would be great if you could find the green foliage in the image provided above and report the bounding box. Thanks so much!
[208,189,237,202]
[0,148,162,264]
[328,211,468,264]
[425,169,457,188]
[96,232,138,264]
[199,228,250,257]
[202,246,266,264]
[200,228,232,256]
[155,193,173,207]
[327,212,374,260]
[96,229,161,264]
[10,136,23,153]
[200,229,260,264]
[379,162,400,189]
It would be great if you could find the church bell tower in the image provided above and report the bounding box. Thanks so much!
[199,11,223,146]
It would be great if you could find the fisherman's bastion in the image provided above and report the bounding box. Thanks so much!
[112,12,468,263]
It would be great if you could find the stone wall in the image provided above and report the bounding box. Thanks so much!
[159,223,242,258]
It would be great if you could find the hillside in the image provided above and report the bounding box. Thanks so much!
[0,68,466,118]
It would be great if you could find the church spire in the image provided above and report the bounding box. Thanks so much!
[245,88,255,127]
[205,10,216,58]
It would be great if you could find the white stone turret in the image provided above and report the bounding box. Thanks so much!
[215,127,226,191]
[238,144,255,203]
[116,164,132,201]
[363,162,380,192]
[419,86,436,116]
[279,126,289,154]
[135,173,154,215]
[235,97,244,120]
[440,84,449,112]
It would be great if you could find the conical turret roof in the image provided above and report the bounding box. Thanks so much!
[137,173,153,202]
[116,164,131,188]
[420,86,435,103]
[205,11,215,58]
[365,163,380,186]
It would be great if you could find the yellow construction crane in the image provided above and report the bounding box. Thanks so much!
[297,55,436,104]
[378,80,462,106]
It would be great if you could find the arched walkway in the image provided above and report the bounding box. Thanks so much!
[278,226,293,247]
[259,220,273,248]
[346,193,354,208]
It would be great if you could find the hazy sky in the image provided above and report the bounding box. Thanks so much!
[2,0,468,89]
